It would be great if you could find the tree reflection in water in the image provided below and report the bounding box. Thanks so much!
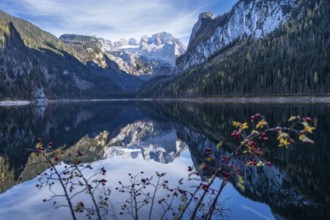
[0,102,329,219]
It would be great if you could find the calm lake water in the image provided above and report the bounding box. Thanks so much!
[0,101,329,220]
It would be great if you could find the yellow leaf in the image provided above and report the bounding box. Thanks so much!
[251,130,260,135]
[277,131,290,147]
[205,157,215,162]
[236,175,245,191]
[241,122,249,130]
[277,131,289,140]
[288,116,299,121]
[299,134,306,141]
[199,163,206,170]
[302,122,315,134]
[216,142,223,151]
[232,121,241,128]
[257,161,265,167]
[278,137,290,147]
[35,142,42,149]
[237,175,244,184]
[256,119,267,129]
[237,182,245,191]
[299,134,315,144]
[55,149,61,155]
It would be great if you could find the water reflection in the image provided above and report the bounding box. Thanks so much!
[0,102,329,219]
[106,120,187,163]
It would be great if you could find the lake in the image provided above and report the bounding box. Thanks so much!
[0,101,329,220]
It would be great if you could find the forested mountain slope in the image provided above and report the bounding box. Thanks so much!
[140,0,330,98]
[0,10,121,99]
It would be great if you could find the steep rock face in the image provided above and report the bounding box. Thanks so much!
[189,12,213,43]
[178,0,296,70]
[0,10,120,99]
[59,34,108,68]
[59,34,146,90]
[0,10,74,56]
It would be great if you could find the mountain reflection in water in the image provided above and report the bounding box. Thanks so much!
[0,101,329,220]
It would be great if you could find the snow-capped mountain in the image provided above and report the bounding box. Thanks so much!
[139,32,186,65]
[98,37,139,52]
[105,121,188,164]
[59,32,186,90]
[101,32,186,79]
[177,0,297,70]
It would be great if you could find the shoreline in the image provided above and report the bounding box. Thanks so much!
[0,100,31,106]
[159,96,330,104]
[1,96,329,106]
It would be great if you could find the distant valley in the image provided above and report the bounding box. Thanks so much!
[59,32,186,90]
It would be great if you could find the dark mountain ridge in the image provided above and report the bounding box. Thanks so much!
[0,11,122,99]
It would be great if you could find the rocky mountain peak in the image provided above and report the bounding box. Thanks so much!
[189,12,214,43]
[113,38,128,48]
[112,38,140,49]
[179,0,297,71]
[128,38,138,46]
[199,11,213,20]
[140,32,184,48]
[138,32,186,64]
[148,32,175,45]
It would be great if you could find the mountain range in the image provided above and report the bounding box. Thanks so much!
[59,32,186,90]
[0,9,185,98]
[0,0,329,100]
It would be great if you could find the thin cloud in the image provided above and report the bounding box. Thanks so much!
[0,0,238,44]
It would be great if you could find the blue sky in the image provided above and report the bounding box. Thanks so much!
[0,0,238,45]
